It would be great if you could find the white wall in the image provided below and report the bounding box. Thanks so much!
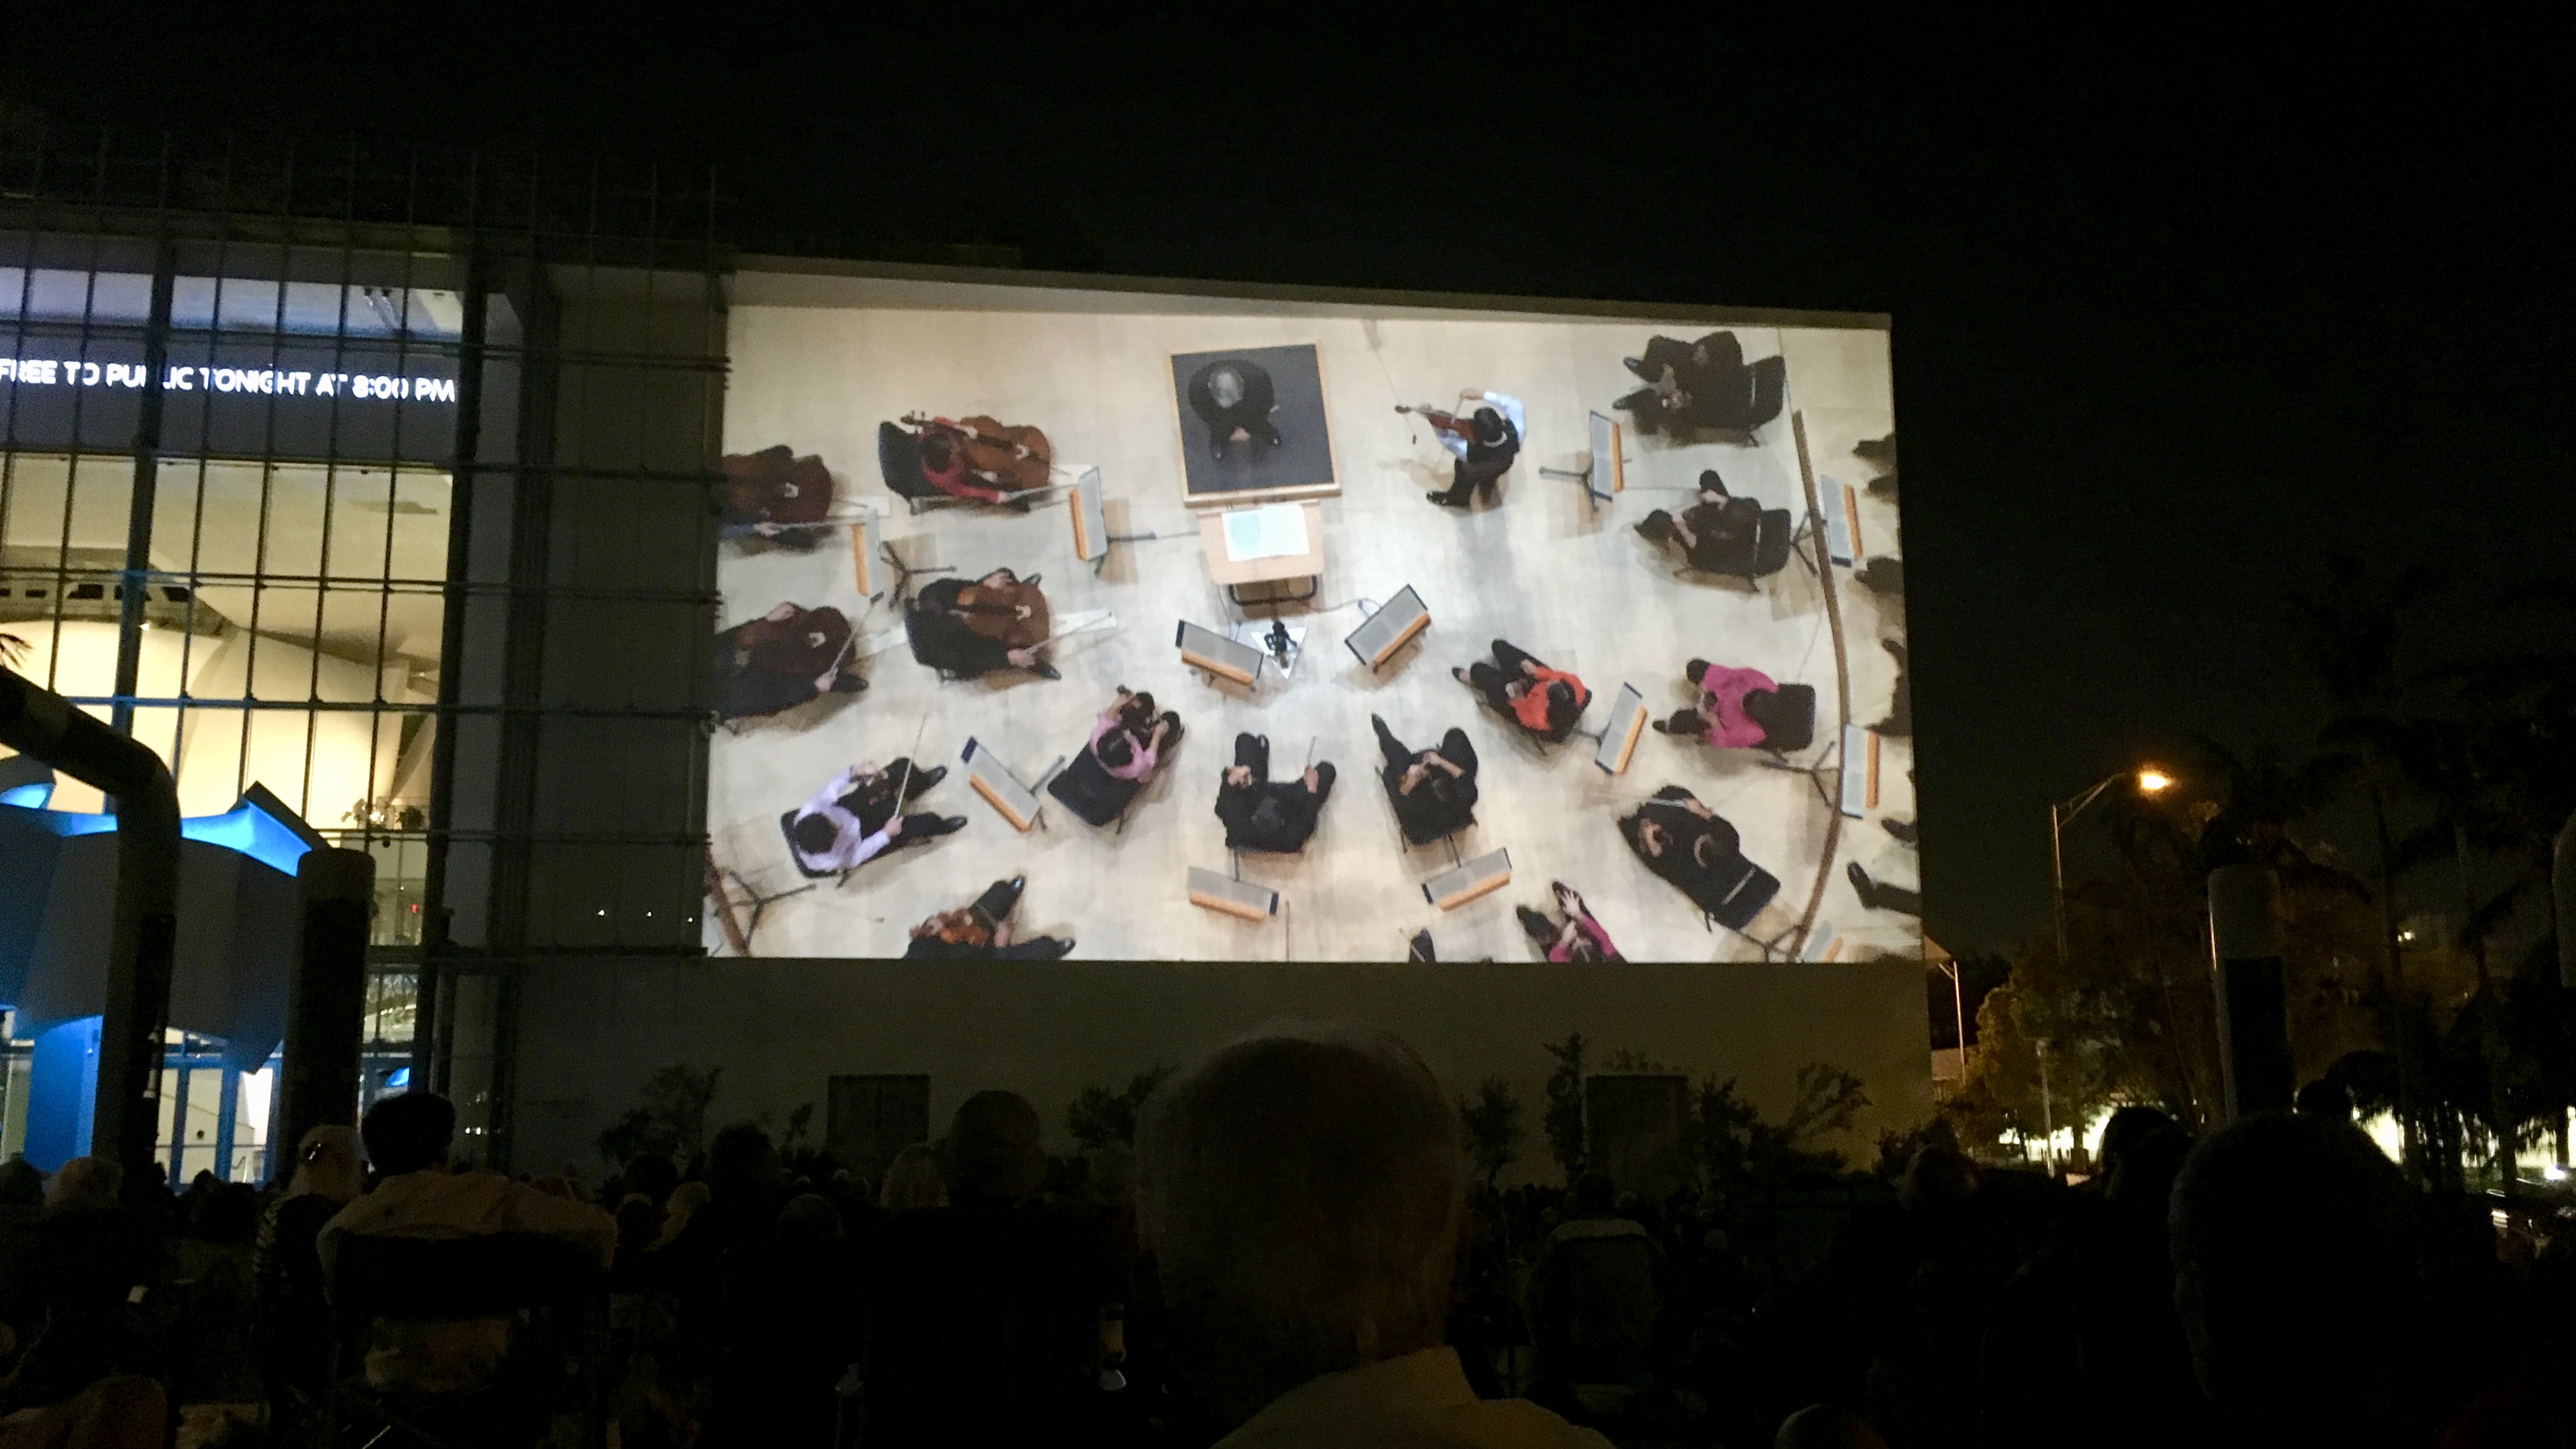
[506,956,1935,1184]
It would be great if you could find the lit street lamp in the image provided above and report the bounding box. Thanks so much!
[2051,766,2175,976]
[2040,766,2171,1177]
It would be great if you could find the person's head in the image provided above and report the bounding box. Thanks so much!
[622,1152,678,1207]
[360,1091,456,1177]
[879,1142,948,1210]
[1471,406,1506,445]
[1775,1403,1890,1449]
[615,1193,661,1250]
[286,1124,366,1204]
[792,811,841,858]
[1897,1143,1979,1213]
[777,1192,844,1244]
[1207,364,1246,410]
[1637,509,1677,543]
[1662,708,1705,738]
[1626,813,1670,857]
[2170,1112,2416,1433]
[2094,1104,2177,1189]
[1698,468,1728,495]
[1135,1027,1464,1425]
[1096,729,1135,771]
[939,1090,1048,1202]
[192,1182,260,1245]
[706,1123,782,1203]
[918,431,955,471]
[2293,1077,2353,1121]
[652,1180,713,1248]
[1571,1172,1617,1217]
[47,1155,122,1214]
[0,1157,42,1207]
[1223,764,1253,788]
[1120,690,1157,726]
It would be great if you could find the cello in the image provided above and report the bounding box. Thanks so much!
[902,413,1054,492]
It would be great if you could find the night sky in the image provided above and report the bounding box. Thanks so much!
[10,16,2568,952]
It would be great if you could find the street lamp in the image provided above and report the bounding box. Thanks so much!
[2040,766,2170,1177]
[2051,766,2174,973]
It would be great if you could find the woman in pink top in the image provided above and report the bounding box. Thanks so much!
[1517,882,1621,962]
[1655,659,1779,747]
[1087,686,1183,782]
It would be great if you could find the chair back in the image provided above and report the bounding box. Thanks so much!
[1752,509,1796,575]
[329,1232,597,1323]
[1749,684,1817,752]
[877,420,936,499]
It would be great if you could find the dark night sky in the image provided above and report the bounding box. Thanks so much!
[11,15,2569,952]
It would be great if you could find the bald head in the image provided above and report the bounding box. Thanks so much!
[1135,1027,1464,1418]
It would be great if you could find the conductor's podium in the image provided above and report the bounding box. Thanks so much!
[1344,585,1429,672]
[1421,847,1512,911]
[1187,866,1279,922]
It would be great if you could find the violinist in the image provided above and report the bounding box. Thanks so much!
[903,874,1076,960]
[1405,388,1524,508]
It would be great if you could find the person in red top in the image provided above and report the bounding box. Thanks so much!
[1656,659,1781,747]
[916,429,1012,505]
[1454,639,1589,741]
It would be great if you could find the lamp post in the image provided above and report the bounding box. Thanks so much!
[2050,767,2174,972]
[2035,1036,2056,1174]
[2041,766,2172,1175]
[1929,959,1967,1085]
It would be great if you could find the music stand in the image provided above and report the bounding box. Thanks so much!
[1538,411,1626,511]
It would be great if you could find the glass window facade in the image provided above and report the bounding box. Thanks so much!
[2,141,723,1173]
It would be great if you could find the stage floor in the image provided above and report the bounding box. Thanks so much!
[711,294,1912,963]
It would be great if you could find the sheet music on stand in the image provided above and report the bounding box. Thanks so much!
[1221,503,1310,561]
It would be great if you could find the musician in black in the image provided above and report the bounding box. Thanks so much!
[1185,358,1282,460]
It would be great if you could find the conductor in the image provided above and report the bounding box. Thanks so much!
[1185,358,1282,460]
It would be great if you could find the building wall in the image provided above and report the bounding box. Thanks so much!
[506,956,1933,1185]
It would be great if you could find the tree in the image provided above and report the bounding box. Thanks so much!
[1542,1034,1588,1183]
[1685,1064,1871,1191]
[1457,1077,1526,1188]
[1066,1066,1173,1152]
[595,1063,723,1165]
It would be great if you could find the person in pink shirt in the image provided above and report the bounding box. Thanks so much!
[1087,686,1183,782]
[1517,882,1621,962]
[1655,659,1788,748]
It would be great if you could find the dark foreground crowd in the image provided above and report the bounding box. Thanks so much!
[1,1037,2569,1449]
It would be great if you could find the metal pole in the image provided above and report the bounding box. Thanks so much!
[108,228,175,737]
[2035,1037,2056,1175]
[0,667,181,1191]
[281,848,376,1160]
[2050,800,2071,970]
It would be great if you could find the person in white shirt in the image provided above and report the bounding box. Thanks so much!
[785,759,966,875]
[1135,1028,1610,1449]
[1405,388,1526,509]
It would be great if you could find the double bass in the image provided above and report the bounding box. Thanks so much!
[720,445,834,529]
[950,572,1050,650]
[902,413,1054,492]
